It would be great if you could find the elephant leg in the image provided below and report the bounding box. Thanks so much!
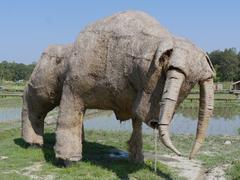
[128,118,144,163]
[54,84,84,167]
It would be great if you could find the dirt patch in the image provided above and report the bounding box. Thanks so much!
[21,162,44,179]
[3,162,55,180]
[144,152,230,180]
[144,153,203,180]
[204,164,230,180]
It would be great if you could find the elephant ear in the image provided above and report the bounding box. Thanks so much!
[205,53,216,77]
[144,38,174,94]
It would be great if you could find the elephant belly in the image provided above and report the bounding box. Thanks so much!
[80,79,136,121]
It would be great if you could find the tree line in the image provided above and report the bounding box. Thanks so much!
[0,61,35,82]
[0,48,239,82]
[208,48,240,82]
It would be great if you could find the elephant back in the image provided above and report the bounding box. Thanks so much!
[77,11,171,41]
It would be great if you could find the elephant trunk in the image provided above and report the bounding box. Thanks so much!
[21,86,46,146]
[158,69,185,156]
[189,78,214,159]
[21,88,30,140]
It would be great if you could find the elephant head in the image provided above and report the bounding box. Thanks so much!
[135,37,215,159]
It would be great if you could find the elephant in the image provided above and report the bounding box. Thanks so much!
[21,11,215,166]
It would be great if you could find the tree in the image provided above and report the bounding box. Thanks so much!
[0,61,35,82]
[208,48,240,81]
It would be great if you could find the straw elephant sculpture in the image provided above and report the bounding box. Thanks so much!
[22,11,214,167]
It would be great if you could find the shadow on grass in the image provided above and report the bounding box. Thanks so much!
[14,133,173,179]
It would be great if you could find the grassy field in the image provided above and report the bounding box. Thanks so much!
[0,121,239,179]
[191,81,233,91]
[0,123,181,180]
[0,80,25,91]
[0,97,22,108]
[181,91,240,108]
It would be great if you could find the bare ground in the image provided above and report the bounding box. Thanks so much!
[2,160,55,180]
[144,152,227,180]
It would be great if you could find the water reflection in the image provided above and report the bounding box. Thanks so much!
[171,113,240,135]
[0,108,21,122]
[84,108,240,136]
[178,107,240,120]
[0,107,239,135]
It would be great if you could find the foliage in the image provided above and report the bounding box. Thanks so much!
[0,61,35,82]
[208,48,240,82]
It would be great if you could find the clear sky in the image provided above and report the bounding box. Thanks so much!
[0,1,239,64]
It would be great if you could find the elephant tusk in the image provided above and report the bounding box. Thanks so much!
[189,78,214,159]
[158,69,185,156]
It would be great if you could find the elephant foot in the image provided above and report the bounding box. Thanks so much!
[56,158,80,168]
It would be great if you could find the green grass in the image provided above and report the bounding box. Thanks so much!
[187,93,237,99]
[220,81,233,90]
[0,121,240,179]
[0,97,22,108]
[196,136,240,179]
[181,92,240,108]
[0,123,181,180]
[0,80,25,91]
[226,161,240,180]
[191,81,233,91]
[196,136,240,168]
[177,106,240,119]
[0,121,20,132]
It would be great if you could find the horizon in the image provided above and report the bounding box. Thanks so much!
[0,1,239,64]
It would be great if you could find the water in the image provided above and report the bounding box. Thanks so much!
[0,107,240,135]
[0,108,21,121]
[83,109,240,135]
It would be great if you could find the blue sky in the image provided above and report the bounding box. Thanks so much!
[0,1,239,64]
